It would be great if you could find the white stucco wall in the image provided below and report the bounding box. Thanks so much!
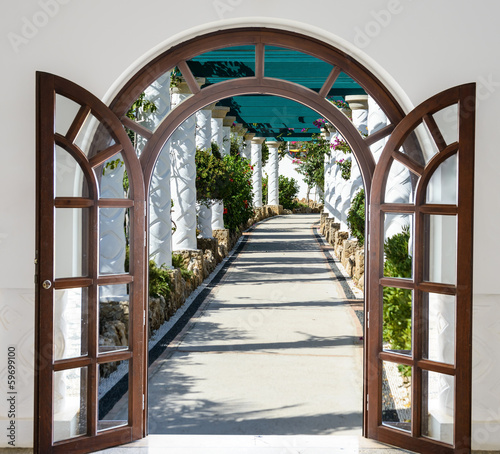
[1,0,500,449]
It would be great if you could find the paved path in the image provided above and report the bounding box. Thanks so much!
[148,214,364,435]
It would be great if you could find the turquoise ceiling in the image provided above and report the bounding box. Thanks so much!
[186,45,366,141]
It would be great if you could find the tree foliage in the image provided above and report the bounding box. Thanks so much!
[347,189,365,245]
[383,226,412,356]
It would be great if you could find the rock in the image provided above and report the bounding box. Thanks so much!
[148,296,167,334]
[334,231,349,256]
[341,239,358,269]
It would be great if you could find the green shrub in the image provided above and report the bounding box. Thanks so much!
[172,253,194,280]
[383,226,412,357]
[148,261,171,299]
[347,189,365,246]
[262,175,300,210]
[222,155,254,232]
[195,148,230,205]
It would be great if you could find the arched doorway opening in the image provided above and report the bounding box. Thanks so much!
[35,26,474,454]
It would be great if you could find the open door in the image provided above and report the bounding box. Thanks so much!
[367,84,475,453]
[35,73,146,453]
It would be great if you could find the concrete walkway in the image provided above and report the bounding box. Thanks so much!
[148,213,364,435]
[96,214,415,453]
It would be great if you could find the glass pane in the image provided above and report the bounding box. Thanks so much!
[131,72,171,132]
[97,153,128,199]
[426,154,458,205]
[99,284,129,354]
[383,287,412,355]
[423,293,455,365]
[383,213,413,279]
[384,159,415,204]
[432,104,458,146]
[54,288,88,360]
[422,370,454,445]
[74,113,116,156]
[53,367,87,442]
[99,207,129,275]
[424,215,457,285]
[187,45,255,83]
[98,359,129,431]
[55,94,82,137]
[399,122,438,165]
[382,361,412,432]
[55,146,89,198]
[55,208,89,279]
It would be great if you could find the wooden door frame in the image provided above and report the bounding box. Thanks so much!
[36,26,474,453]
[35,73,147,453]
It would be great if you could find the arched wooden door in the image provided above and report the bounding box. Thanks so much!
[35,29,475,454]
[35,73,146,453]
[367,84,475,453]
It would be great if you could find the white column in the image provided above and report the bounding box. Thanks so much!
[222,115,235,156]
[346,95,369,209]
[195,104,215,151]
[238,127,249,158]
[251,137,265,208]
[211,106,230,153]
[211,106,231,230]
[170,79,204,250]
[266,141,280,206]
[147,73,173,267]
[323,126,337,218]
[242,132,254,160]
[149,141,173,266]
[195,104,216,239]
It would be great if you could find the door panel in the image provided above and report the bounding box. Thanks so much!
[367,84,475,453]
[35,72,146,454]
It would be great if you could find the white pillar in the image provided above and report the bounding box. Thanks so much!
[266,141,280,206]
[238,127,249,158]
[222,116,235,156]
[211,106,231,231]
[147,73,173,267]
[149,141,173,267]
[211,106,230,153]
[195,104,215,151]
[170,79,204,250]
[251,137,265,208]
[242,132,254,160]
[323,126,337,218]
[346,95,368,208]
[195,104,216,239]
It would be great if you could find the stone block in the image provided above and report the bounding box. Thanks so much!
[341,238,358,268]
[334,231,349,256]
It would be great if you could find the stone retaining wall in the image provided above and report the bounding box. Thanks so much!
[320,212,365,291]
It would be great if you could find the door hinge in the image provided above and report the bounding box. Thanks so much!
[143,310,146,326]
[367,311,369,329]
[142,394,145,410]
[366,394,369,411]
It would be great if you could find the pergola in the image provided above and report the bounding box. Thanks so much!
[186,45,366,141]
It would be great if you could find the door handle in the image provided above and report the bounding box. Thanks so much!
[42,280,52,290]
